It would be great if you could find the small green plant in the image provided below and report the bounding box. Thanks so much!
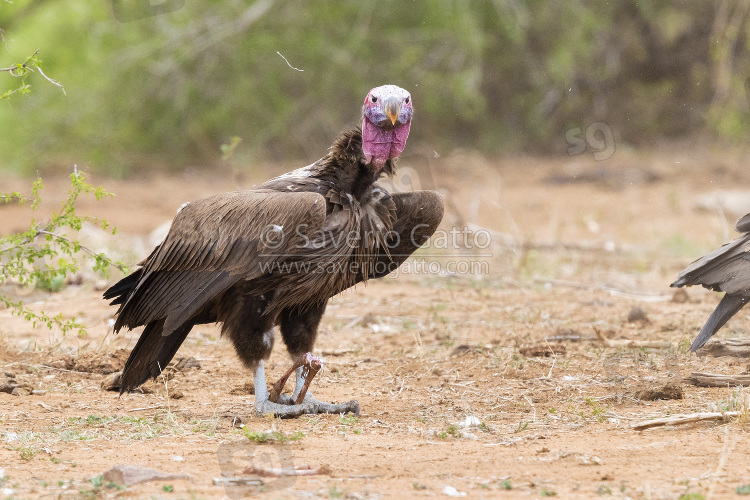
[163,485,174,492]
[736,484,750,495]
[339,415,359,426]
[499,479,512,490]
[597,485,612,495]
[514,421,529,433]
[412,482,426,490]
[89,475,103,490]
[243,428,305,443]
[328,485,343,499]
[541,488,557,496]
[0,171,125,337]
[585,397,608,423]
[445,424,459,437]
[677,493,705,500]
[18,445,35,461]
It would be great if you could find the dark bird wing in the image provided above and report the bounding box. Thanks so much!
[106,190,327,389]
[671,215,750,351]
[112,190,328,333]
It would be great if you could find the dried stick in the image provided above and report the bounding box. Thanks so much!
[699,339,750,358]
[241,464,328,477]
[685,372,750,387]
[593,327,671,349]
[632,412,738,431]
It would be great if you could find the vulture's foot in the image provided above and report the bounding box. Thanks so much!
[254,398,314,418]
[277,393,359,416]
[254,357,357,417]
[255,395,358,417]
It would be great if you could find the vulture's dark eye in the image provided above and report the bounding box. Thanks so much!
[371,96,378,103]
[405,97,410,104]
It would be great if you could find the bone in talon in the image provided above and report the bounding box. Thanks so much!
[295,355,323,404]
[270,353,323,403]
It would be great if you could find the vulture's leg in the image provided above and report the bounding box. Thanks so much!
[361,191,444,281]
[277,303,359,415]
[220,290,316,417]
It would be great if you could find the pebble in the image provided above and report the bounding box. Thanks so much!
[442,485,466,497]
[458,416,481,428]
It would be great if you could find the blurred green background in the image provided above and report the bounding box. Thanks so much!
[1,1,749,177]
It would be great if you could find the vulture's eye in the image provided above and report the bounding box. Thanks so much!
[371,96,378,103]
[405,97,410,104]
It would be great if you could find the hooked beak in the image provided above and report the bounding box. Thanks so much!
[383,96,401,125]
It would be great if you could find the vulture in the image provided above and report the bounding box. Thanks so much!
[105,85,444,416]
[672,213,750,351]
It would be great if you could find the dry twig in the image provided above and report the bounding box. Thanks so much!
[593,328,671,349]
[699,339,750,358]
[685,372,750,387]
[632,412,738,431]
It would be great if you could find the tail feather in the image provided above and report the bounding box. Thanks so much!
[690,294,748,352]
[120,319,194,393]
[104,269,144,306]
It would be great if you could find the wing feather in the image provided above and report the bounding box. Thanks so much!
[114,190,327,333]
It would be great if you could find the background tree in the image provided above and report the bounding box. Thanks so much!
[1,1,748,176]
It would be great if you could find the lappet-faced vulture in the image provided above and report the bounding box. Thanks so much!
[105,85,444,416]
[672,213,750,352]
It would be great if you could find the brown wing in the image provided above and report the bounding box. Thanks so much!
[671,233,750,295]
[113,189,327,335]
[672,214,750,351]
[360,190,444,280]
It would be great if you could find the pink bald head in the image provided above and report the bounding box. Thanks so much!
[361,85,413,173]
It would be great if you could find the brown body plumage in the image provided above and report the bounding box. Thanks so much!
[105,128,443,414]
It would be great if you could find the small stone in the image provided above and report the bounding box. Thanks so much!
[93,280,110,291]
[672,289,689,303]
[442,485,467,497]
[101,372,122,392]
[31,390,47,396]
[168,389,184,399]
[0,380,18,394]
[458,416,481,428]
[102,464,191,487]
[627,306,648,323]
[173,357,201,371]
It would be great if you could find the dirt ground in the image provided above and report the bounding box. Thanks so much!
[3,145,750,499]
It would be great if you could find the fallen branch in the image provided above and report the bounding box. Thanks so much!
[632,412,738,431]
[593,328,672,349]
[685,372,750,387]
[212,477,263,487]
[699,339,750,358]
[240,464,329,477]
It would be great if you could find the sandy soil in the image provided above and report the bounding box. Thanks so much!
[2,147,750,499]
